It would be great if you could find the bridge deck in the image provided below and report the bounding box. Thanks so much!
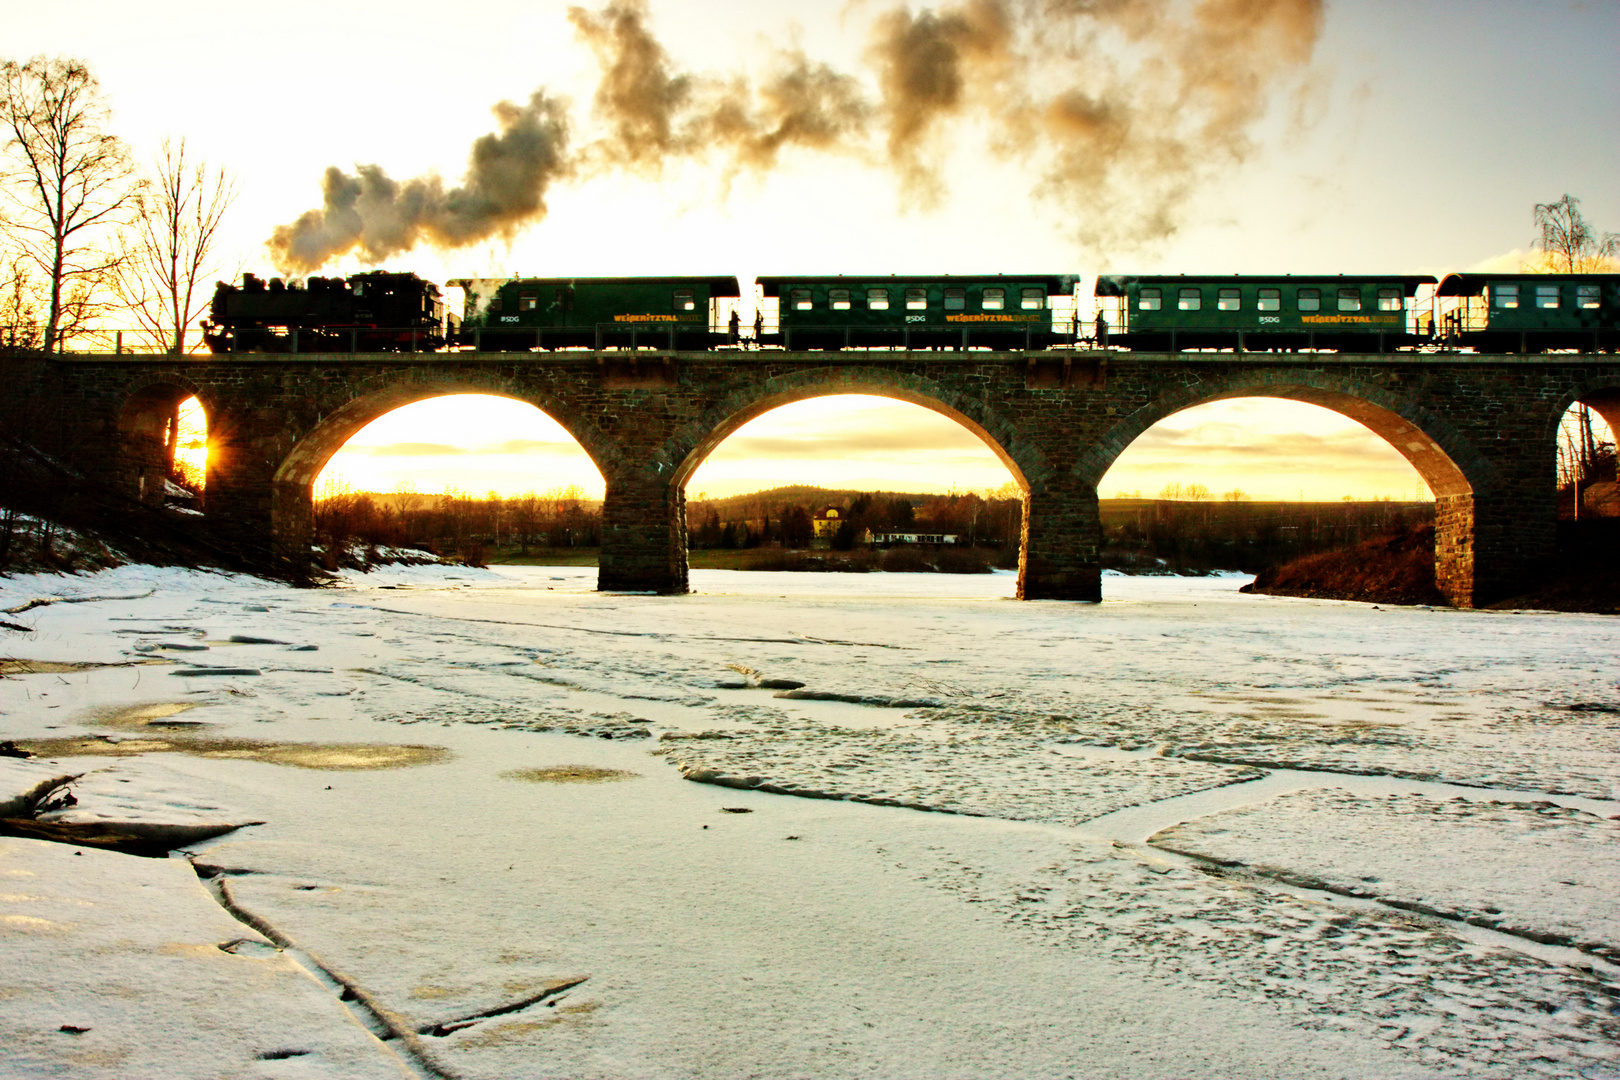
[43,349,1617,366]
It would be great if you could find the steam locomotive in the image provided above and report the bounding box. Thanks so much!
[202,269,1620,354]
[203,271,451,353]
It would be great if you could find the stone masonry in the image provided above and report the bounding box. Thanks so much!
[14,348,1620,607]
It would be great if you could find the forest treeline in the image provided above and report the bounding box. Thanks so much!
[310,480,1436,575]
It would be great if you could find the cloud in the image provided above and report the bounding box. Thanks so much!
[479,439,586,455]
[718,429,987,459]
[349,442,469,457]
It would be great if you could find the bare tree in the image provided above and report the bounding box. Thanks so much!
[0,247,41,349]
[115,138,237,353]
[0,57,134,351]
[1532,195,1618,273]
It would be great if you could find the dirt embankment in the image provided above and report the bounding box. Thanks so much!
[1242,522,1620,614]
[1240,525,1448,606]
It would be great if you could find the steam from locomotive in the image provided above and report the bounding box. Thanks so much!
[267,0,1323,273]
[569,1,872,177]
[267,92,570,273]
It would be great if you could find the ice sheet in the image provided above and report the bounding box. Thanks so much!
[1,562,1618,1078]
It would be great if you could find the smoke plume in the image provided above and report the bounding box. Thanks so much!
[564,0,1324,246]
[268,92,569,273]
[268,0,1323,270]
[568,0,870,178]
[865,0,1014,204]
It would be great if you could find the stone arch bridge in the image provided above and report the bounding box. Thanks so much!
[13,348,1620,607]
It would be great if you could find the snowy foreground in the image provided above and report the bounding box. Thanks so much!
[1,564,1618,1080]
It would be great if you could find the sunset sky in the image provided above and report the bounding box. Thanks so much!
[21,0,1619,501]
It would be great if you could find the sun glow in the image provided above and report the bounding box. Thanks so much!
[314,395,605,499]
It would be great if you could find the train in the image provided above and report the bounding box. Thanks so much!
[202,270,1620,355]
[203,271,451,353]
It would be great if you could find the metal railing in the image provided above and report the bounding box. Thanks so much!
[25,319,1614,357]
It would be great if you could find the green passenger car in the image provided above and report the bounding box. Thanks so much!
[757,275,1078,350]
[1435,274,1620,352]
[1095,275,1436,353]
[449,276,741,351]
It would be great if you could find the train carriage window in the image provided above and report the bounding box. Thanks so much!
[1217,288,1241,311]
[1378,288,1402,311]
[1257,289,1280,311]
[1536,285,1560,309]
[1492,283,1519,309]
[520,292,539,311]
[673,288,696,311]
[790,289,813,310]
[981,288,1005,310]
[1337,288,1361,312]
[1178,288,1201,311]
[1138,288,1162,311]
[488,295,503,313]
[867,288,890,310]
[829,288,851,311]
[906,288,929,310]
[943,288,965,311]
[1297,288,1320,311]
[1021,288,1045,310]
[1577,285,1602,309]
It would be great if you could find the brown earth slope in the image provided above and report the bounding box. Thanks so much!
[1240,525,1447,606]
[1242,522,1620,614]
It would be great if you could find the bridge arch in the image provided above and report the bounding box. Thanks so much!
[118,376,210,507]
[1076,370,1489,605]
[669,367,1042,492]
[603,366,1049,594]
[268,375,613,565]
[1557,374,1620,446]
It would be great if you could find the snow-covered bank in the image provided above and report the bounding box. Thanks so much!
[2,564,1618,1078]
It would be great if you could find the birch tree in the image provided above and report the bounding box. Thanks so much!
[1532,195,1618,273]
[0,57,134,351]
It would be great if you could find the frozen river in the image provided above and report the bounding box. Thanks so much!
[2,564,1618,1078]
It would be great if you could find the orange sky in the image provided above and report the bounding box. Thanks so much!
[280,393,1442,503]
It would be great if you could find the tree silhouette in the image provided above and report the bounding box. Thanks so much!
[1531,195,1617,273]
[0,58,134,350]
